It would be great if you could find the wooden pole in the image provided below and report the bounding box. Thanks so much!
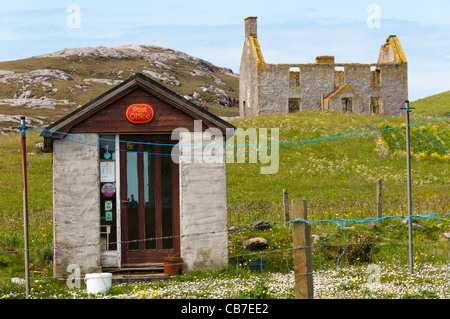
[283,189,289,226]
[376,179,382,225]
[20,117,30,298]
[291,199,313,299]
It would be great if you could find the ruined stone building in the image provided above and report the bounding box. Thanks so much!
[239,17,408,117]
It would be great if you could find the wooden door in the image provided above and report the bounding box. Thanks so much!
[120,135,180,265]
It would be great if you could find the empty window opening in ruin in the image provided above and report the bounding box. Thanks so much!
[289,67,300,87]
[341,98,352,113]
[370,97,382,114]
[334,66,345,88]
[371,66,381,87]
[288,98,301,113]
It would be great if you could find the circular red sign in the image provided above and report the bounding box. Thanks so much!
[125,103,154,124]
[101,183,115,197]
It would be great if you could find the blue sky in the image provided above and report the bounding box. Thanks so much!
[1,0,450,101]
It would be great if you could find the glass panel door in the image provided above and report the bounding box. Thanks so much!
[120,136,180,265]
[143,145,156,250]
[126,148,139,251]
[160,145,173,249]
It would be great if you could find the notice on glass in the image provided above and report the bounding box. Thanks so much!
[100,162,115,182]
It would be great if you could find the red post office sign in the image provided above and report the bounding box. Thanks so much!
[125,103,155,124]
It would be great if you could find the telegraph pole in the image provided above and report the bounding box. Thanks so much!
[20,116,30,298]
[402,101,414,274]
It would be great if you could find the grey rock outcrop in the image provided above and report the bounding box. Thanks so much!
[243,237,268,250]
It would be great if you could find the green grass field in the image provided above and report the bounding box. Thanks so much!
[226,110,449,203]
[411,90,450,117]
[225,109,449,272]
[0,95,448,298]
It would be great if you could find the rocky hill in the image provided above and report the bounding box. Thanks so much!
[0,44,239,134]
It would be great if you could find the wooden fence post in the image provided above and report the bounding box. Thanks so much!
[283,189,289,226]
[377,179,382,225]
[291,199,313,299]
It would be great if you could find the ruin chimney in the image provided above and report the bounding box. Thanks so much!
[316,56,335,64]
[245,16,258,38]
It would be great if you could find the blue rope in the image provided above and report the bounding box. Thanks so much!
[275,114,450,153]
[29,113,450,157]
[287,212,438,227]
[28,128,185,157]
[333,109,404,137]
[34,127,177,146]
[17,124,27,138]
[27,109,405,147]
[287,211,440,269]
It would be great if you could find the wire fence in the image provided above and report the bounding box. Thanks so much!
[227,184,450,226]
[0,169,448,299]
[21,110,450,155]
[1,202,449,299]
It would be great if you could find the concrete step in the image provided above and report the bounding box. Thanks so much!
[103,263,172,283]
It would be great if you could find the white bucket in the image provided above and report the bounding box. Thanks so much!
[85,273,112,294]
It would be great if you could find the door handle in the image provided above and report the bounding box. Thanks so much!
[122,200,131,204]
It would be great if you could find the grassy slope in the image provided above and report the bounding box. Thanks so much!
[227,111,449,200]
[0,53,240,130]
[0,55,239,104]
[411,90,450,117]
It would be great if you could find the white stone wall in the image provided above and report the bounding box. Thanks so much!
[239,36,260,118]
[52,130,229,276]
[52,134,101,277]
[178,131,228,272]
